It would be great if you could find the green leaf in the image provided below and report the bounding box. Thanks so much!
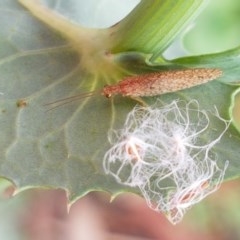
[0,0,240,205]
[171,46,240,85]
[229,88,240,131]
[165,48,240,180]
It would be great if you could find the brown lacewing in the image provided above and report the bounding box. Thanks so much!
[45,68,222,110]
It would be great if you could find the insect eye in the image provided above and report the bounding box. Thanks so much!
[105,93,112,98]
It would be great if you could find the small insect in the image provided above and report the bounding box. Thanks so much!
[16,99,27,108]
[125,136,144,162]
[177,181,209,205]
[102,68,222,98]
[168,180,210,222]
[45,68,222,110]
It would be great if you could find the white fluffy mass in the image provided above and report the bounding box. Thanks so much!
[103,100,229,224]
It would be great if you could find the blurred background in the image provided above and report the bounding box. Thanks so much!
[1,180,240,240]
[1,0,240,239]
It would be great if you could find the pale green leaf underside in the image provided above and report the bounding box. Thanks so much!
[0,0,240,202]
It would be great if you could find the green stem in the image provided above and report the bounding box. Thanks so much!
[109,0,209,60]
[19,0,208,73]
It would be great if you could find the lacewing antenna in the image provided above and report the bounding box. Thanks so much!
[44,90,101,111]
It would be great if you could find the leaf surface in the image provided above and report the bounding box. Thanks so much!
[0,0,239,203]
